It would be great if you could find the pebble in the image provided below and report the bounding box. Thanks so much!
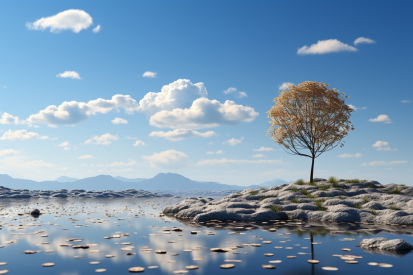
[42,263,55,267]
[128,267,145,273]
[220,264,235,269]
[262,264,276,269]
[322,267,339,271]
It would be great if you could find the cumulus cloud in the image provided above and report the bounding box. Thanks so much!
[223,87,247,98]
[84,133,118,145]
[0,129,48,140]
[197,158,284,165]
[78,155,93,159]
[361,160,408,166]
[25,160,54,168]
[26,9,93,33]
[138,79,207,115]
[142,150,188,169]
[142,71,157,78]
[0,149,18,156]
[150,98,258,129]
[92,25,101,33]
[149,129,216,141]
[297,39,357,55]
[0,113,19,124]
[354,37,376,45]
[25,94,139,126]
[133,140,147,147]
[279,82,294,90]
[401,100,411,103]
[252,154,266,158]
[108,159,137,167]
[111,118,128,125]
[348,104,366,111]
[337,153,362,158]
[253,147,273,152]
[372,141,397,151]
[206,150,223,155]
[369,114,392,124]
[223,137,244,146]
[57,141,70,147]
[56,71,81,79]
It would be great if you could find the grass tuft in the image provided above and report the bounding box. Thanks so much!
[290,187,298,193]
[354,204,362,209]
[337,196,345,200]
[367,184,376,189]
[290,198,300,203]
[295,179,305,185]
[400,184,406,187]
[318,185,330,191]
[389,204,401,210]
[327,176,339,184]
[308,181,317,186]
[250,191,258,196]
[362,197,371,204]
[315,199,326,211]
[260,187,266,190]
[270,205,282,212]
[370,210,377,215]
[306,194,316,199]
[388,187,401,194]
[300,189,309,195]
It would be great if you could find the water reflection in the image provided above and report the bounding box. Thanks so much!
[0,198,412,275]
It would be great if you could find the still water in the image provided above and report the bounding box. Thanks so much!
[0,198,412,275]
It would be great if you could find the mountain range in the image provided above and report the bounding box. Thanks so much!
[0,173,288,191]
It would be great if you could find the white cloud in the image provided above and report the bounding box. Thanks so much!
[361,160,408,166]
[279,82,294,90]
[0,149,18,156]
[108,159,137,167]
[253,147,273,152]
[197,158,284,166]
[58,141,70,147]
[111,118,128,125]
[297,39,357,55]
[0,129,48,140]
[149,129,216,141]
[56,71,81,79]
[372,141,397,151]
[84,133,118,145]
[223,137,244,146]
[25,160,54,168]
[64,147,71,151]
[133,140,147,147]
[252,154,266,158]
[78,155,93,159]
[401,100,411,103]
[223,87,247,98]
[92,25,101,33]
[354,37,376,45]
[142,71,157,78]
[25,94,139,126]
[150,98,258,129]
[0,113,20,124]
[348,104,366,111]
[26,9,93,33]
[126,136,137,140]
[337,153,362,158]
[369,114,392,124]
[138,79,207,115]
[142,150,188,169]
[206,150,223,155]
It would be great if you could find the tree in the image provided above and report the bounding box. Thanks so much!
[267,81,354,183]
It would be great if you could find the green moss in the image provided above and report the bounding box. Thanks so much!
[388,187,401,194]
[250,191,258,196]
[362,197,371,204]
[270,205,282,212]
[295,179,305,185]
[291,198,300,203]
[318,185,330,191]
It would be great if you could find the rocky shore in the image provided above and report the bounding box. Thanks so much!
[0,185,172,199]
[163,178,413,226]
[153,189,242,198]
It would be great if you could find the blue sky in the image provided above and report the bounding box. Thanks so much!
[0,0,412,185]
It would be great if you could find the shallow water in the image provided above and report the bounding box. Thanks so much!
[0,198,412,275]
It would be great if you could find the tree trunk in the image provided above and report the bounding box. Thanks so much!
[310,156,315,183]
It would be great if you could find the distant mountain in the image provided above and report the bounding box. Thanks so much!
[55,176,78,182]
[114,176,147,183]
[0,173,288,191]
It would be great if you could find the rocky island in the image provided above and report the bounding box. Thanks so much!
[163,178,413,226]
